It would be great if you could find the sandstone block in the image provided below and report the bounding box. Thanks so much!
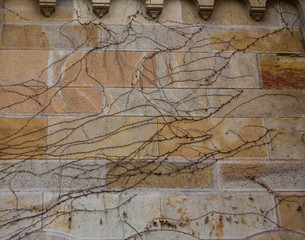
[208,89,305,118]
[259,54,305,89]
[101,25,208,52]
[160,193,277,239]
[47,116,158,159]
[50,51,156,88]
[43,192,161,239]
[155,52,260,88]
[42,87,103,114]
[0,24,50,49]
[0,50,49,86]
[266,118,305,160]
[42,24,99,50]
[0,192,43,239]
[103,88,209,116]
[0,86,43,115]
[219,161,305,190]
[0,118,47,159]
[158,117,268,159]
[106,160,214,189]
[0,159,104,190]
[209,28,303,52]
[277,194,305,233]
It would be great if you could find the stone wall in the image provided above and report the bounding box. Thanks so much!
[0,0,305,239]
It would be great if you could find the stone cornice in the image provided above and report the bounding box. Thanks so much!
[38,0,303,25]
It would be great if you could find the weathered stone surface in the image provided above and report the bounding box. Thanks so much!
[0,0,73,23]
[247,230,305,240]
[259,54,305,89]
[0,50,49,85]
[42,87,103,114]
[277,194,305,234]
[209,28,303,52]
[0,159,104,190]
[208,89,305,118]
[279,0,301,28]
[47,116,158,159]
[43,193,161,239]
[107,160,214,189]
[0,24,50,49]
[155,52,260,88]
[101,25,208,52]
[181,0,280,26]
[160,193,277,239]
[103,88,209,116]
[42,24,99,50]
[0,86,43,114]
[158,117,267,159]
[50,51,156,88]
[0,192,43,239]
[0,118,47,159]
[219,161,305,190]
[266,118,305,160]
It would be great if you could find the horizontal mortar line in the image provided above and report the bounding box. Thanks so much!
[2,189,304,195]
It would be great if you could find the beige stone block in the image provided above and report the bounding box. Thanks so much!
[42,24,99,50]
[0,86,44,114]
[51,51,156,88]
[155,52,260,88]
[266,118,305,160]
[0,50,49,85]
[219,161,305,190]
[103,88,209,116]
[101,25,208,52]
[259,54,305,89]
[0,24,50,49]
[0,192,43,239]
[248,230,305,240]
[42,87,103,114]
[181,0,280,26]
[277,194,305,233]
[107,160,214,189]
[0,118,47,159]
[209,28,303,52]
[160,193,277,239]
[47,116,158,159]
[208,89,305,118]
[0,159,104,190]
[43,193,161,239]
[279,0,301,28]
[158,117,267,159]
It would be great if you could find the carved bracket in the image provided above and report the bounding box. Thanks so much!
[245,0,267,21]
[195,0,215,20]
[39,0,56,17]
[92,0,111,17]
[146,0,164,19]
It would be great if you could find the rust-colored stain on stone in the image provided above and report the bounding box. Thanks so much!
[260,55,305,89]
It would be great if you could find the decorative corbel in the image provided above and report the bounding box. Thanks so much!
[39,0,56,17]
[146,0,164,19]
[245,0,267,21]
[194,0,215,20]
[92,0,111,17]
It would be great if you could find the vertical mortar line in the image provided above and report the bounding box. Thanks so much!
[214,158,220,192]
[255,53,262,89]
[178,0,182,23]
